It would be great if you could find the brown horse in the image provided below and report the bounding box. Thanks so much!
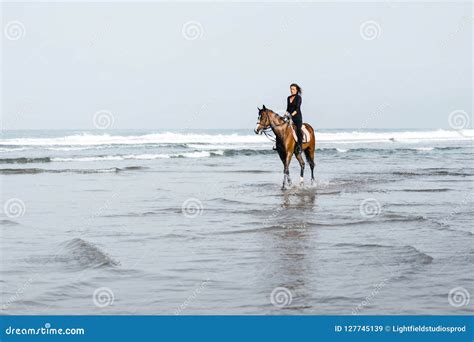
[254,105,316,189]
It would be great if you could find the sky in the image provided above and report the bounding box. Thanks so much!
[1,1,472,130]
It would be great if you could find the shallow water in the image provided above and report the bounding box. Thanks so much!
[1,129,473,315]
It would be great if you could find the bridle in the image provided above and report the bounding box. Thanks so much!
[257,111,289,142]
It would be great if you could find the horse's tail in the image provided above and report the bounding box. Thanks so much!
[302,123,316,163]
[303,123,316,145]
[303,123,314,135]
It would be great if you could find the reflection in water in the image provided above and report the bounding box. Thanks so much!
[257,188,318,312]
[281,187,317,210]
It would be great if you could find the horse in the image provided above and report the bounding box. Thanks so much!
[254,105,316,190]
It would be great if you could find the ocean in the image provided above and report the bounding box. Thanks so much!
[1,128,472,315]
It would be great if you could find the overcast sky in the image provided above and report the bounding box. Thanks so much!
[1,1,472,130]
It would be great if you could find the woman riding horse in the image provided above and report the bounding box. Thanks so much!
[286,83,303,154]
[254,102,316,190]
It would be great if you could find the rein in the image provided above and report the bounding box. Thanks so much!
[262,128,276,142]
[260,112,289,142]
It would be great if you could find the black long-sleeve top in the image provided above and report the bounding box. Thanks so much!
[286,94,302,124]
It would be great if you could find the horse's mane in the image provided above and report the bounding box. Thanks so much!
[264,108,284,122]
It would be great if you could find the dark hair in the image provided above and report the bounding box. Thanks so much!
[290,83,302,95]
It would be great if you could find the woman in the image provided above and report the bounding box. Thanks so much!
[286,83,303,153]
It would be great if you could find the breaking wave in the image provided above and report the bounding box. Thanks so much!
[0,129,471,148]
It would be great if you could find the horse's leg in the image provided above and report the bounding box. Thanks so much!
[284,152,293,187]
[281,170,287,190]
[304,147,315,185]
[278,146,288,190]
[295,152,305,186]
[281,160,289,190]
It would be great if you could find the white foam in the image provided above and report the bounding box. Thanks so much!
[0,147,28,153]
[53,154,170,162]
[47,147,99,152]
[51,150,225,162]
[414,147,434,151]
[176,151,211,158]
[186,143,267,150]
[316,130,473,144]
[0,132,268,147]
[1,129,472,147]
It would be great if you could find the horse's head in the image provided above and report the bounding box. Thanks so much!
[254,105,272,134]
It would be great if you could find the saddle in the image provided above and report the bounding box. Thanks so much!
[291,123,310,143]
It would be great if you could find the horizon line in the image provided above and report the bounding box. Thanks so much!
[1,127,470,131]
